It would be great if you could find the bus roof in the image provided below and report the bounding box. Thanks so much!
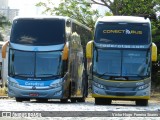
[96,16,150,23]
[13,16,91,31]
[13,16,70,21]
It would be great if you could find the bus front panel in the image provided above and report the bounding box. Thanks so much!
[92,21,151,100]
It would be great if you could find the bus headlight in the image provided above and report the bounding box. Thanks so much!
[50,80,63,88]
[9,81,19,87]
[137,84,149,90]
[93,81,107,90]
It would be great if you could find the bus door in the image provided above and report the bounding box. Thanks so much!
[69,32,84,97]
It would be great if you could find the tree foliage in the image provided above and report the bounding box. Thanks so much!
[36,0,100,30]
[90,0,160,16]
[0,14,10,28]
[90,0,160,42]
[0,14,11,41]
[37,0,160,42]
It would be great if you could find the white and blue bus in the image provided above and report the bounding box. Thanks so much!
[2,16,92,102]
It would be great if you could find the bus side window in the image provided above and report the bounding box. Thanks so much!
[66,20,71,42]
[72,23,81,47]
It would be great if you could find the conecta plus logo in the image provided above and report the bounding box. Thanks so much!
[103,29,143,35]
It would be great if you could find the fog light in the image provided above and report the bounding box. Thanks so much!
[54,91,62,96]
[50,79,63,88]
[9,81,18,87]
[93,81,107,89]
[137,84,149,90]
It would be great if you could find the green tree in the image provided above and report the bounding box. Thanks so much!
[36,0,101,30]
[37,0,160,41]
[0,14,10,28]
[0,14,11,41]
[90,0,160,16]
[0,32,3,41]
[152,17,160,42]
[90,0,160,42]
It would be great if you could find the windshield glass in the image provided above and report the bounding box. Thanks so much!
[95,22,150,45]
[9,49,62,79]
[122,50,149,76]
[10,19,65,45]
[9,50,35,77]
[93,49,121,76]
[93,49,150,80]
[36,52,62,77]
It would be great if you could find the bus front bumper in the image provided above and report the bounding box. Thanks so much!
[7,77,69,99]
[8,86,63,99]
[92,82,151,100]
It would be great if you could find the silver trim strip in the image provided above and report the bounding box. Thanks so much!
[10,43,64,51]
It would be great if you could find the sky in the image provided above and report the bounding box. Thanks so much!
[8,0,107,16]
[8,0,59,16]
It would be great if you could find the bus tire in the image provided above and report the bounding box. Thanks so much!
[60,99,68,103]
[77,97,85,102]
[70,98,77,103]
[105,99,112,105]
[16,98,29,102]
[136,99,148,106]
[36,98,48,103]
[95,98,111,105]
[95,98,104,105]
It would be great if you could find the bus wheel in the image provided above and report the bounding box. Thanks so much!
[70,98,77,103]
[136,99,148,106]
[36,98,48,103]
[60,99,68,103]
[77,97,85,102]
[95,98,104,105]
[105,99,112,105]
[16,98,29,102]
[95,98,111,105]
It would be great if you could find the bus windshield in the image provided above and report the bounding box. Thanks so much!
[9,49,62,79]
[93,49,150,80]
[10,19,65,45]
[95,22,150,45]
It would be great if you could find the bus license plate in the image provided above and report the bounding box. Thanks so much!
[29,93,39,96]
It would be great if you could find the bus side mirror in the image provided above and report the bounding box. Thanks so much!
[86,40,93,59]
[152,42,157,62]
[62,44,68,60]
[2,40,9,59]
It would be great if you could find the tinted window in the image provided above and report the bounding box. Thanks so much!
[95,22,150,45]
[10,18,65,45]
[9,49,62,79]
[36,52,62,77]
[93,49,121,76]
[122,50,149,76]
[9,50,35,77]
[72,22,91,48]
[93,49,150,80]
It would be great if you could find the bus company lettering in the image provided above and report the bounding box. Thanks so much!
[103,29,142,35]
[25,82,44,86]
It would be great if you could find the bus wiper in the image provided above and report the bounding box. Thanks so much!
[52,75,62,79]
[137,75,147,79]
[98,72,110,78]
[16,74,34,77]
[40,74,61,77]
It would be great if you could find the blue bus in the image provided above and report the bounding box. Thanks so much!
[2,16,92,102]
[86,16,157,106]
